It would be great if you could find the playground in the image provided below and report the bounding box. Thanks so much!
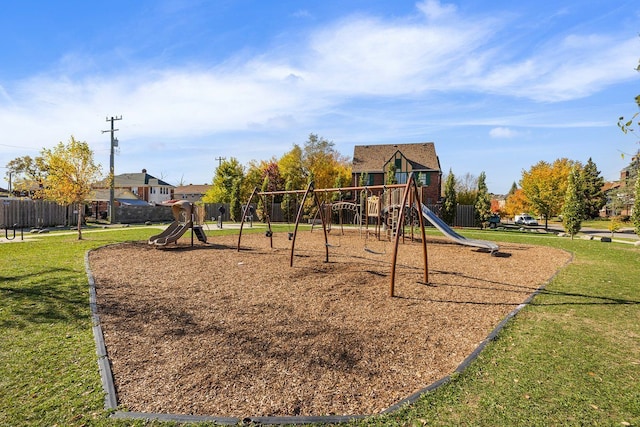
[88,228,571,418]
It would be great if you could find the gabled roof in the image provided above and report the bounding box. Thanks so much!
[90,188,143,202]
[114,172,173,187]
[94,170,174,188]
[352,143,441,173]
[602,181,622,192]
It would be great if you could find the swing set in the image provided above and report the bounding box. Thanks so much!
[237,173,429,297]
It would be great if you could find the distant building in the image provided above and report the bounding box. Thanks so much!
[352,142,442,204]
[601,153,638,217]
[94,169,175,206]
[173,184,212,203]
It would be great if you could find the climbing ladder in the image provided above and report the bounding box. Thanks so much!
[193,226,207,243]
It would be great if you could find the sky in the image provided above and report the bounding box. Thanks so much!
[0,0,639,194]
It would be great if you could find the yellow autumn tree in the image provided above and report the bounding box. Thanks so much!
[520,158,578,228]
[41,136,102,239]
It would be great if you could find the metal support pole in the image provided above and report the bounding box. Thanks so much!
[102,116,122,223]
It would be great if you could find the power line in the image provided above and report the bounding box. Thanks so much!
[0,143,41,151]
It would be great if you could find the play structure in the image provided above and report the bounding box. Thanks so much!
[237,173,499,297]
[148,200,207,246]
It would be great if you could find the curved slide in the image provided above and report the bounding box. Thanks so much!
[148,221,192,246]
[420,204,499,254]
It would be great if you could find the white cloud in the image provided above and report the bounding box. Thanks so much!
[416,0,458,22]
[489,127,520,138]
[473,34,639,102]
[1,0,637,170]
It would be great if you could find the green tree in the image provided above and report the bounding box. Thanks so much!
[281,179,296,222]
[632,175,640,236]
[455,172,478,205]
[507,181,518,197]
[41,136,102,239]
[5,155,48,197]
[229,178,242,222]
[301,133,351,190]
[561,167,585,239]
[442,169,457,226]
[203,157,244,203]
[358,172,368,187]
[475,171,491,228]
[243,160,267,199]
[386,163,397,185]
[257,175,270,222]
[278,145,306,191]
[581,158,606,219]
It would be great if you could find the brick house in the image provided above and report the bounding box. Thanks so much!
[93,169,175,206]
[352,142,442,204]
[601,153,638,217]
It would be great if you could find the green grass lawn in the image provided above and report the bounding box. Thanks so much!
[1,225,638,426]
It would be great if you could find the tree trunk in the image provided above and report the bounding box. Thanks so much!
[77,202,83,240]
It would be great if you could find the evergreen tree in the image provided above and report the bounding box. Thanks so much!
[359,172,368,187]
[561,167,585,239]
[281,179,296,222]
[581,158,606,219]
[386,163,397,185]
[229,178,243,222]
[508,181,518,196]
[442,169,457,226]
[475,171,491,228]
[632,175,640,236]
[257,176,269,222]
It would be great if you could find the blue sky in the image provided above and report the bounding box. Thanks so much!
[1,0,638,194]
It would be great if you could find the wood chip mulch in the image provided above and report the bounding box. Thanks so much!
[88,230,571,418]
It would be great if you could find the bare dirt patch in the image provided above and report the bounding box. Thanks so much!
[89,230,570,418]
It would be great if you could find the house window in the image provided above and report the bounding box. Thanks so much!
[417,172,431,186]
[367,174,374,186]
[360,173,375,186]
[395,172,408,184]
[395,158,402,169]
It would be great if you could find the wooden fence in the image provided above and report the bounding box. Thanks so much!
[0,199,73,228]
[0,198,479,229]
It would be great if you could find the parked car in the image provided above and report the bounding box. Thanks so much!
[514,214,538,226]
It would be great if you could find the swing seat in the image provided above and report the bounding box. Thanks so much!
[364,247,385,255]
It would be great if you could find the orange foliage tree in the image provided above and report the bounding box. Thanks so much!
[503,188,531,219]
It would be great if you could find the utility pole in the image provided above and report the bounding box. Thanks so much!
[215,156,226,168]
[102,115,122,223]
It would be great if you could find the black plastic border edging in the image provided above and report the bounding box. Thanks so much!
[86,246,574,425]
